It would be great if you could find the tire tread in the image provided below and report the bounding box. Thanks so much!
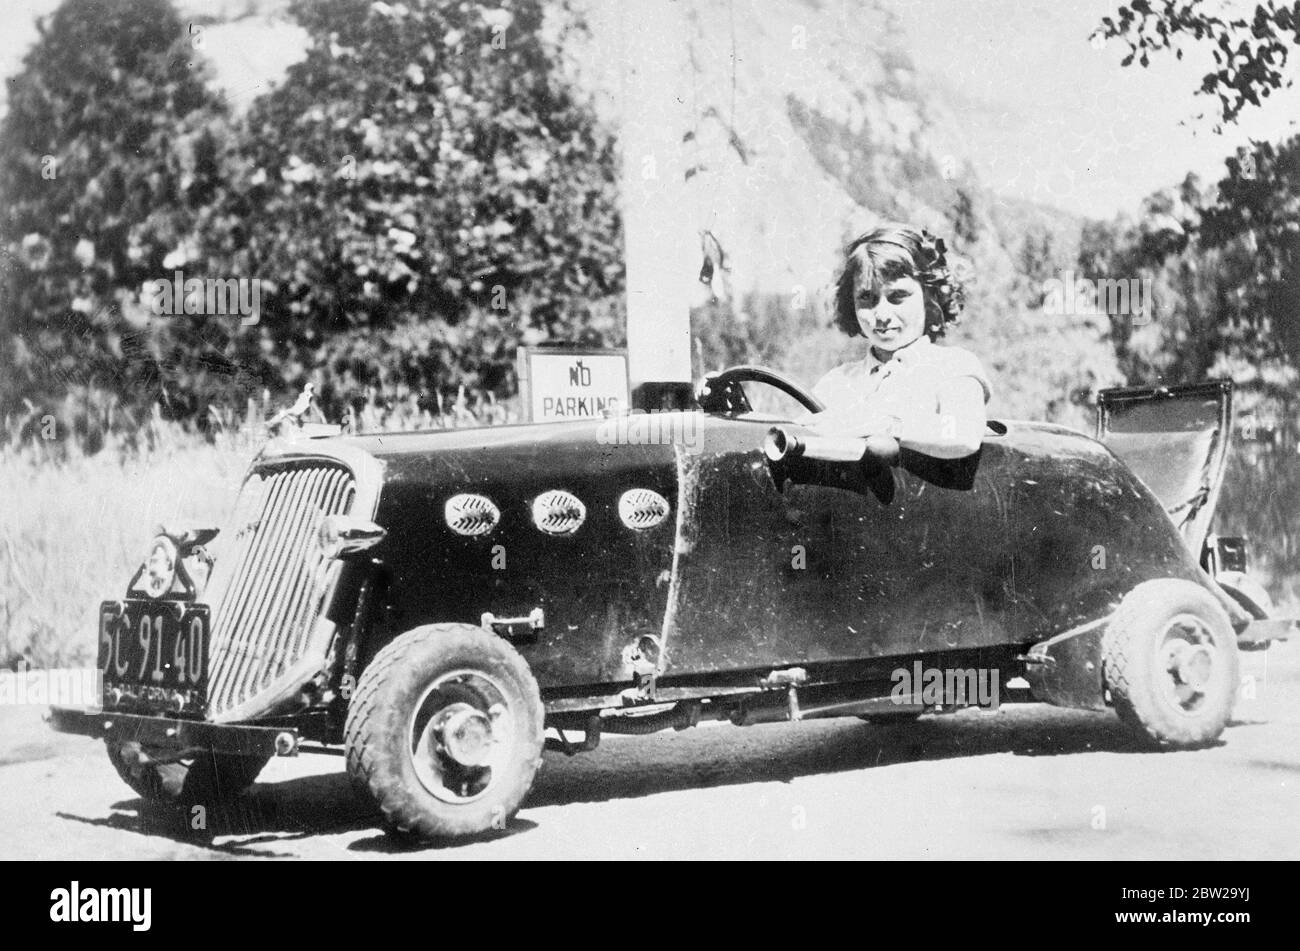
[344,623,544,841]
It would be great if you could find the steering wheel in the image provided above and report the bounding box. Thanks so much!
[697,365,826,416]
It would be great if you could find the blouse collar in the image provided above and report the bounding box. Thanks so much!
[867,334,934,371]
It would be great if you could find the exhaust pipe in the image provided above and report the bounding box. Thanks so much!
[764,426,900,498]
[764,427,900,467]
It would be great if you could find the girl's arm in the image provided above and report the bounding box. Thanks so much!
[805,376,986,459]
[895,376,986,459]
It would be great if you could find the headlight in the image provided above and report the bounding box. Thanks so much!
[183,550,213,598]
[317,514,386,559]
[139,535,178,599]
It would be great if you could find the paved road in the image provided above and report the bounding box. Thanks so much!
[1,645,1295,860]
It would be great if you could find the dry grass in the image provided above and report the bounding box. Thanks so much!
[2,391,1295,667]
[0,429,252,667]
[0,390,519,667]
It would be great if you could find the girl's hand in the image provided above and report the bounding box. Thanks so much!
[805,408,899,439]
[900,377,986,458]
[801,380,984,457]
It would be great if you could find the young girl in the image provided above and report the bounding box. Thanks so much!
[804,224,990,459]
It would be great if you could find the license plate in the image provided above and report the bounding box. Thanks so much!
[98,601,210,705]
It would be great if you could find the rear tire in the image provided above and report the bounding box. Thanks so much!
[1102,579,1239,748]
[344,623,545,842]
[105,741,269,805]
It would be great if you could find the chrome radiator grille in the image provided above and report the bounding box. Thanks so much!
[204,460,356,719]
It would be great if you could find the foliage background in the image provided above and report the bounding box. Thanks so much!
[0,0,626,442]
[1,0,1298,663]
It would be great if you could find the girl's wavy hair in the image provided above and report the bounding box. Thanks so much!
[833,225,966,340]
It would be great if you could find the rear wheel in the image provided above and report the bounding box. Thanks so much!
[105,741,269,805]
[344,623,545,842]
[1102,579,1239,748]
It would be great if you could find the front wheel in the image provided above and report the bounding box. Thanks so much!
[1101,579,1239,748]
[344,623,545,841]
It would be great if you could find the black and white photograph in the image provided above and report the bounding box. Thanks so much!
[0,0,1296,884]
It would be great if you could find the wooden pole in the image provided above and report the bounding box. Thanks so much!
[617,0,696,410]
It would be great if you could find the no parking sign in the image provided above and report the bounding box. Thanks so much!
[518,347,629,422]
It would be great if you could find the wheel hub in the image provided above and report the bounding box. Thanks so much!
[409,671,514,804]
[1168,642,1214,690]
[433,702,495,767]
[1157,615,1221,714]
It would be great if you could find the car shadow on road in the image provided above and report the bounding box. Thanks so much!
[59,769,378,855]
[61,705,1219,854]
[337,707,1163,852]
[73,774,545,855]
[54,809,302,857]
[524,706,1166,809]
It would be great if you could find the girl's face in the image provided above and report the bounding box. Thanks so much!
[854,272,927,353]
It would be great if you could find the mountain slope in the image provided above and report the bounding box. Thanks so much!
[183,0,1117,422]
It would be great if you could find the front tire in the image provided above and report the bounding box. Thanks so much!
[344,623,545,842]
[1102,579,1239,748]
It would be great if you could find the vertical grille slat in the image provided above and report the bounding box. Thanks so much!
[211,470,293,707]
[248,466,330,695]
[235,466,323,700]
[203,472,268,648]
[208,471,287,706]
[206,460,357,718]
[270,470,347,680]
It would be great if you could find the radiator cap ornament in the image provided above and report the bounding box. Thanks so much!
[445,493,501,536]
[618,488,671,531]
[532,489,586,535]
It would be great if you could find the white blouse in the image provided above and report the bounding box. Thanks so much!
[812,337,991,436]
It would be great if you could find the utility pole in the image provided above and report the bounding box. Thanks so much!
[617,0,696,410]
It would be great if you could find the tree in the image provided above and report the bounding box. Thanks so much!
[1094,0,1300,129]
[1017,224,1057,305]
[1091,2,1300,397]
[1077,146,1300,598]
[194,0,625,419]
[1199,139,1300,600]
[0,0,228,444]
[948,184,981,248]
[1199,136,1300,368]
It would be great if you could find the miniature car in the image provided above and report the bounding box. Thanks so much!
[50,370,1292,840]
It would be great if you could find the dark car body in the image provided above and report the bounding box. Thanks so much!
[355,415,1205,694]
[51,376,1291,836]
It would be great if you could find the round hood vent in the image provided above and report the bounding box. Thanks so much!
[445,493,501,536]
[532,489,587,536]
[618,488,671,531]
